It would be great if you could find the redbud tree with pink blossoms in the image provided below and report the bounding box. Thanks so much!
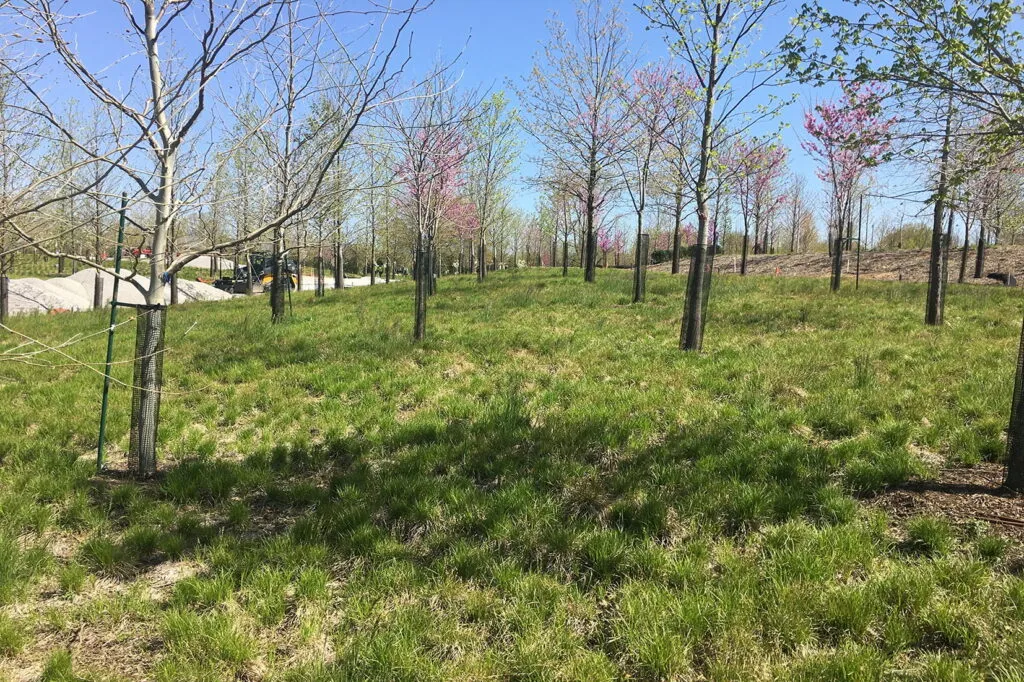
[803,80,893,291]
[726,138,789,275]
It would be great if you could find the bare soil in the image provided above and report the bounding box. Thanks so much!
[865,463,1024,546]
[653,245,1024,284]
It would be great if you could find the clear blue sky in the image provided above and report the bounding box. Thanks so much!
[407,0,850,220]
[55,0,921,239]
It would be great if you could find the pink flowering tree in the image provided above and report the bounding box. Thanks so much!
[803,80,893,291]
[726,138,789,274]
[615,62,682,301]
[393,76,474,339]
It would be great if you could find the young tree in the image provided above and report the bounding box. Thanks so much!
[519,0,632,283]
[467,92,519,283]
[3,0,425,476]
[640,0,792,351]
[803,81,893,291]
[615,62,677,303]
[656,71,697,275]
[392,72,473,340]
[726,138,787,274]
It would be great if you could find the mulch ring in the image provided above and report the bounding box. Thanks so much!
[865,463,1024,549]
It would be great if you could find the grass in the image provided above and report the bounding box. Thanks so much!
[1,267,1023,679]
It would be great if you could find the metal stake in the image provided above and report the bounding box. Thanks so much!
[97,192,128,471]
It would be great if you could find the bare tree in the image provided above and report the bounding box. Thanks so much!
[615,63,677,303]
[3,0,425,476]
[518,0,632,283]
[467,91,519,282]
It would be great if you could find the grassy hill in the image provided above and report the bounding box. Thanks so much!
[2,269,1024,680]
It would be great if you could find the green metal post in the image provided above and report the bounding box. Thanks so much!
[97,192,128,471]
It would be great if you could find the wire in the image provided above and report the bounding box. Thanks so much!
[0,316,208,395]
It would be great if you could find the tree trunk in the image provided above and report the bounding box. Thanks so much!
[975,221,986,278]
[128,305,166,478]
[478,235,486,281]
[316,244,325,297]
[635,233,649,304]
[271,225,286,322]
[680,30,718,352]
[0,265,8,324]
[671,190,683,275]
[1005,311,1024,491]
[740,214,750,276]
[245,250,254,294]
[958,211,971,284]
[93,270,104,309]
[413,242,427,341]
[633,211,645,303]
[830,233,843,292]
[584,172,597,283]
[370,228,376,286]
[925,99,953,326]
[562,233,569,277]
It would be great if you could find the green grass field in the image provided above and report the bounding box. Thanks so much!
[2,269,1024,680]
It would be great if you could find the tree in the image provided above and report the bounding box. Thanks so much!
[392,71,474,340]
[0,63,41,322]
[726,138,787,274]
[615,62,678,302]
[803,81,893,291]
[655,71,697,275]
[640,0,792,351]
[3,0,424,476]
[467,92,519,283]
[519,0,632,283]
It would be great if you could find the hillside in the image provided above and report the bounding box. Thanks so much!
[2,270,1024,680]
[655,244,1024,284]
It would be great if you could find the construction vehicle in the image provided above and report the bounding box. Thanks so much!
[213,251,299,293]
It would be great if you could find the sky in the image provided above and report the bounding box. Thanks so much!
[387,0,930,237]
[47,0,925,241]
[404,1,831,201]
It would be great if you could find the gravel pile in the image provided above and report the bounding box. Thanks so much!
[7,268,234,316]
[7,278,91,315]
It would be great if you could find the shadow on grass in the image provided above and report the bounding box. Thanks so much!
[78,380,899,590]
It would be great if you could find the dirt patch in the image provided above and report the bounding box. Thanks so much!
[865,463,1024,541]
[653,245,1024,284]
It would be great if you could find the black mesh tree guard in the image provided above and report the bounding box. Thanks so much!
[633,233,650,303]
[1008,330,1024,489]
[1005,312,1024,490]
[680,238,715,351]
[0,273,8,323]
[413,247,427,341]
[831,235,843,292]
[128,304,167,478]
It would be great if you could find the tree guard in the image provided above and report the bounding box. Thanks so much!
[1006,313,1024,491]
[633,233,650,303]
[128,304,167,478]
[831,235,843,292]
[0,274,8,323]
[414,246,427,341]
[681,241,715,351]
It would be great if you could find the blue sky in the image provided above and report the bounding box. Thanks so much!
[406,0,851,220]
[54,0,922,239]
